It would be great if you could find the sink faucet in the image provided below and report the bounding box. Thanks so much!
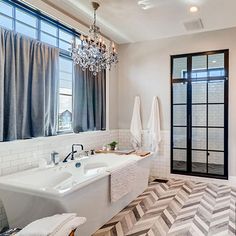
[63,144,84,163]
[72,144,84,160]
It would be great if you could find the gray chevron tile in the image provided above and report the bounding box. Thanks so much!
[93,179,236,236]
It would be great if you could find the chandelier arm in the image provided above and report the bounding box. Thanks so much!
[71,2,118,75]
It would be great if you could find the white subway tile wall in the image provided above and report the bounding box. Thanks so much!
[118,129,171,178]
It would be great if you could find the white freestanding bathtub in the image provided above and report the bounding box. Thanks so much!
[0,153,152,236]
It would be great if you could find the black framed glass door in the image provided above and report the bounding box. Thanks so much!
[171,50,228,179]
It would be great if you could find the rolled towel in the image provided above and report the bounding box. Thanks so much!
[16,213,86,236]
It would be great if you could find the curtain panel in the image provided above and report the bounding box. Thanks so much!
[0,27,59,141]
[73,66,106,133]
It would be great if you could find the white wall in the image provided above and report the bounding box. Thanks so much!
[118,27,236,177]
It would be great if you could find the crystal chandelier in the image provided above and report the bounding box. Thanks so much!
[70,2,118,75]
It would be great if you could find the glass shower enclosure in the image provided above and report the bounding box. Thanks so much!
[170,49,229,179]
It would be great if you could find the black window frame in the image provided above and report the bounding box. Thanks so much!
[170,49,229,180]
[0,0,81,133]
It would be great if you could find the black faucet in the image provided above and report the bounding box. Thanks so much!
[63,144,84,162]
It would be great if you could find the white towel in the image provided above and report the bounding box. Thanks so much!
[110,161,137,202]
[130,96,142,149]
[16,213,86,236]
[147,96,161,152]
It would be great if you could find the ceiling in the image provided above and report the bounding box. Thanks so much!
[45,0,236,44]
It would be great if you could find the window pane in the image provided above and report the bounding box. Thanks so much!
[58,95,72,131]
[173,57,187,79]
[208,152,224,175]
[191,55,207,78]
[59,72,72,95]
[41,32,57,46]
[208,53,225,77]
[173,149,187,171]
[41,20,57,36]
[208,128,224,151]
[58,57,73,132]
[208,81,224,103]
[75,37,81,45]
[208,104,224,127]
[192,151,207,173]
[59,29,73,42]
[192,81,207,103]
[173,105,187,126]
[0,14,13,30]
[16,9,37,27]
[59,57,73,73]
[192,105,207,126]
[0,1,13,16]
[208,53,224,69]
[173,83,187,104]
[173,127,186,148]
[59,40,71,52]
[192,128,206,149]
[16,22,37,38]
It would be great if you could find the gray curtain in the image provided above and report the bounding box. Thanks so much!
[0,28,59,141]
[73,66,106,132]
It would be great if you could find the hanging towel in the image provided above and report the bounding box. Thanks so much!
[130,96,142,149]
[16,213,86,236]
[110,160,137,202]
[147,96,161,152]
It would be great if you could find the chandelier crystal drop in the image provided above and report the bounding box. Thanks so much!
[70,2,118,76]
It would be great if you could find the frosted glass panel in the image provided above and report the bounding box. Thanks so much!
[173,105,186,126]
[192,82,207,103]
[192,55,207,78]
[208,104,224,127]
[173,83,187,104]
[208,152,224,175]
[208,53,225,77]
[192,105,206,126]
[173,57,187,79]
[173,149,186,171]
[208,128,224,151]
[208,81,224,103]
[192,128,206,149]
[192,151,207,173]
[173,127,186,148]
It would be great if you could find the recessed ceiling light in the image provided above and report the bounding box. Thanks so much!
[190,6,198,13]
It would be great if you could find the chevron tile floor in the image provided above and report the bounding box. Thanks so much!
[93,179,236,236]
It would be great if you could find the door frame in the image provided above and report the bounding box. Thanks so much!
[170,49,229,179]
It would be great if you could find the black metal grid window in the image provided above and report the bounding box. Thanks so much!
[0,0,82,133]
[170,49,229,179]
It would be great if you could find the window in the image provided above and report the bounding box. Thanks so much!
[0,0,106,134]
[0,0,78,53]
[0,0,80,133]
[58,57,73,132]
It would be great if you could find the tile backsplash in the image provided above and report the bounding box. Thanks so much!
[118,129,170,178]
